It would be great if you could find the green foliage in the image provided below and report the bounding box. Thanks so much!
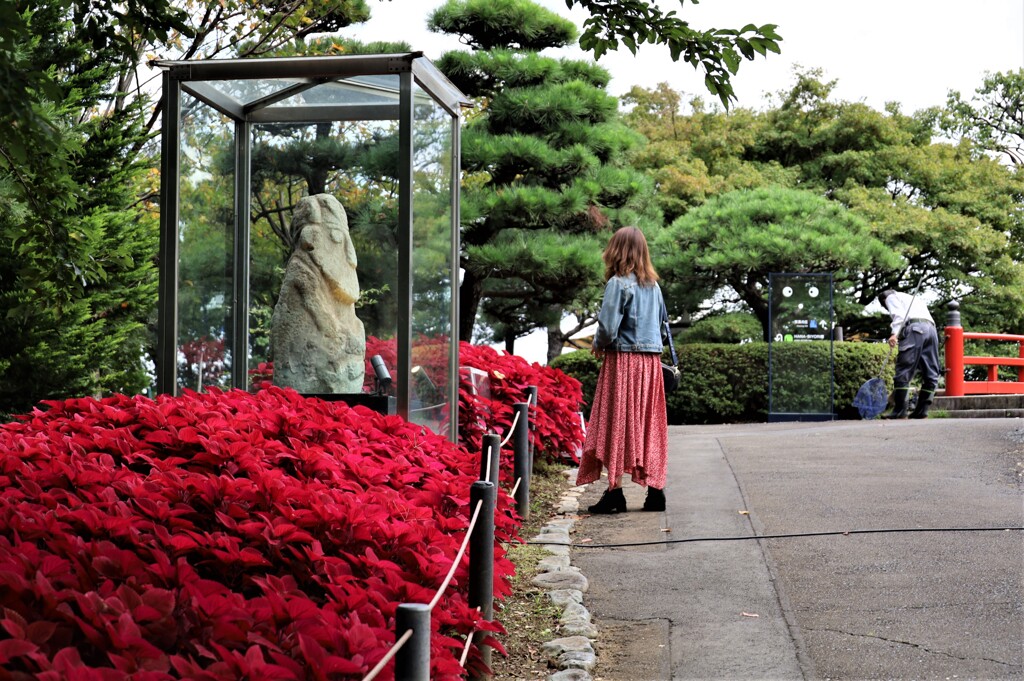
[1,0,382,406]
[623,72,1024,338]
[668,343,767,424]
[0,53,157,413]
[659,185,900,338]
[942,68,1024,167]
[548,349,600,417]
[553,342,895,425]
[666,341,894,424]
[832,342,896,417]
[434,0,660,353]
[0,0,189,166]
[428,0,577,51]
[621,85,770,223]
[436,48,610,98]
[567,0,781,108]
[680,311,762,344]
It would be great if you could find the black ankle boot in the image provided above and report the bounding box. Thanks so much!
[588,487,626,514]
[911,383,936,419]
[642,487,665,512]
[885,386,909,419]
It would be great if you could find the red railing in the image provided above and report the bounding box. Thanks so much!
[944,304,1024,396]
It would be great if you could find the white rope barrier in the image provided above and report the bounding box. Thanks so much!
[484,442,493,484]
[429,498,483,610]
[459,607,482,668]
[510,476,521,498]
[499,409,520,448]
[362,629,413,681]
[360,497,485,681]
[360,392,541,679]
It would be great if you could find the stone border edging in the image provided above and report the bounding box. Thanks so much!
[527,468,598,681]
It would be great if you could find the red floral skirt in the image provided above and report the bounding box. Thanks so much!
[576,351,668,489]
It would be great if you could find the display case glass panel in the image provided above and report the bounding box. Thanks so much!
[176,94,235,393]
[156,55,466,441]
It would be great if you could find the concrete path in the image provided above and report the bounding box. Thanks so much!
[572,418,1024,680]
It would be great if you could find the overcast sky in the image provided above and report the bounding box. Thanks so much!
[347,0,1024,113]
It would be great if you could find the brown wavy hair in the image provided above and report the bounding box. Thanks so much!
[603,226,659,286]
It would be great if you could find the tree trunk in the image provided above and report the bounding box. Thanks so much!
[548,323,571,363]
[503,327,516,354]
[308,123,332,194]
[459,269,484,342]
[734,278,770,342]
[751,298,770,342]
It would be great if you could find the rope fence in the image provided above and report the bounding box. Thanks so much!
[362,629,413,681]
[359,387,538,681]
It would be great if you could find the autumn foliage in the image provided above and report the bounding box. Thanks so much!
[0,345,585,679]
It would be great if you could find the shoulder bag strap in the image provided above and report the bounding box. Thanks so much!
[661,295,678,367]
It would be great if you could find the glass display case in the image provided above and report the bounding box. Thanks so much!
[154,54,467,440]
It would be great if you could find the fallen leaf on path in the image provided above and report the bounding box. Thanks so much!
[660,528,671,533]
[741,612,760,618]
[738,510,749,515]
[579,537,592,543]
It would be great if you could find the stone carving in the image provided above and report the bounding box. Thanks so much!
[271,194,365,393]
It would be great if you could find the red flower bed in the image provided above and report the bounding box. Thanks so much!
[0,387,517,679]
[359,338,585,469]
[457,344,585,472]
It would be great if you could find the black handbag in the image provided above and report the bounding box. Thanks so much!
[661,298,680,392]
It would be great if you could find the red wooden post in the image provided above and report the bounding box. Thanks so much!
[1019,340,1024,383]
[944,302,965,397]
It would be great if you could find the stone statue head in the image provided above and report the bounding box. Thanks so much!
[292,194,359,304]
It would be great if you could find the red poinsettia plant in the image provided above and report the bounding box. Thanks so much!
[358,338,586,471]
[0,387,525,679]
[457,343,585,470]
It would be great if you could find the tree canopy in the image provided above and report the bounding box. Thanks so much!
[565,0,781,108]
[432,0,660,358]
[658,186,900,339]
[627,71,1024,338]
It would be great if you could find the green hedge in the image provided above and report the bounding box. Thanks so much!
[548,350,601,418]
[551,342,895,424]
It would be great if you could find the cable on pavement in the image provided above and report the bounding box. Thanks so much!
[529,526,1024,550]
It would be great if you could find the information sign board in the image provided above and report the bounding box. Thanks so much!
[768,273,835,421]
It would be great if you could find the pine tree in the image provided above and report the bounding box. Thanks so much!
[0,1,378,410]
[430,0,660,357]
[0,6,161,414]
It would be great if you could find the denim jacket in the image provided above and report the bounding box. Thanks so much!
[593,273,667,354]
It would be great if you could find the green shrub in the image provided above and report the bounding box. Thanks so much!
[549,350,600,418]
[833,341,896,418]
[679,311,762,344]
[554,342,895,424]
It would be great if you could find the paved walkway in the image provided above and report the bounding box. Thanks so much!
[572,418,1024,680]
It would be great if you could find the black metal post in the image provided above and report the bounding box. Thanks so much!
[468,480,496,678]
[395,603,431,681]
[947,300,961,328]
[512,402,530,520]
[480,433,500,485]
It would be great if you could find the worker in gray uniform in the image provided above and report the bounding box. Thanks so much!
[877,289,940,419]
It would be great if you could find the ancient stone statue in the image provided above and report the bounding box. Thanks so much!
[271,194,365,393]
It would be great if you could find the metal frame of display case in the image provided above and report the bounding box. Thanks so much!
[153,53,468,439]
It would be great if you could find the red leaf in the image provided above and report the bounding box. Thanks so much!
[0,638,37,663]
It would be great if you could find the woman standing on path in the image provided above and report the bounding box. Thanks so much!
[577,226,669,513]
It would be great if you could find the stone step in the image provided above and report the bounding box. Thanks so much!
[933,394,1024,411]
[937,408,1024,419]
[930,393,1024,418]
